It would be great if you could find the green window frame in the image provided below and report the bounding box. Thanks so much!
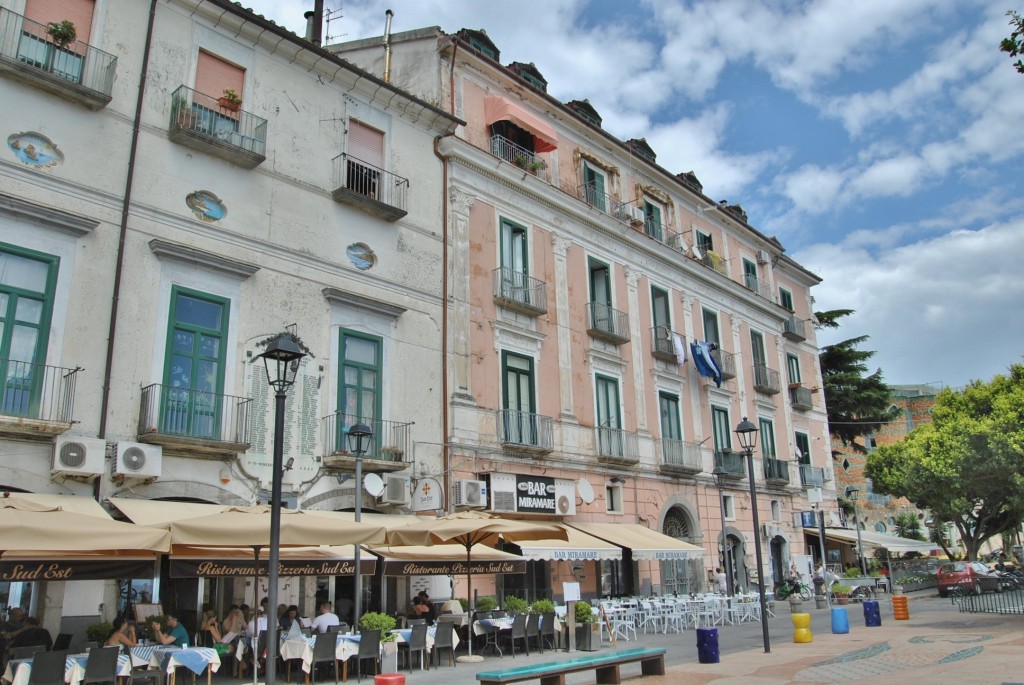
[696,230,713,253]
[779,287,794,311]
[711,404,731,454]
[743,258,758,290]
[589,258,611,306]
[582,162,606,211]
[596,373,623,456]
[469,37,495,59]
[643,201,663,241]
[338,327,382,420]
[759,418,776,458]
[750,330,766,366]
[500,218,529,276]
[0,243,59,418]
[795,432,811,464]
[651,286,669,329]
[502,351,538,445]
[702,307,720,346]
[658,392,681,441]
[787,353,801,385]
[162,286,229,439]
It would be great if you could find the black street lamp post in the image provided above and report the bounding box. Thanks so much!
[258,335,307,685]
[347,422,373,633]
[735,416,770,654]
[711,466,734,596]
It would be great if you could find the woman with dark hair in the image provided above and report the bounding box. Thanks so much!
[279,605,299,633]
[105,617,137,649]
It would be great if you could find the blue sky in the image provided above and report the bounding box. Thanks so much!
[242,0,1024,388]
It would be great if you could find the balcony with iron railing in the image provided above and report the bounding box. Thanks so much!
[577,182,628,220]
[594,426,640,464]
[0,359,79,438]
[650,326,681,363]
[0,8,116,109]
[783,315,806,341]
[332,153,409,221]
[789,385,813,411]
[643,217,664,242]
[320,412,412,473]
[799,464,825,488]
[666,231,689,254]
[659,438,703,474]
[698,250,728,275]
[137,383,252,455]
[169,85,267,168]
[489,135,549,181]
[743,273,772,299]
[492,267,548,316]
[752,363,781,394]
[763,457,791,486]
[496,409,554,455]
[713,449,746,479]
[711,348,736,380]
[587,302,630,345]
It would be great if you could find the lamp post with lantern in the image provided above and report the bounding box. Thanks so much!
[735,416,770,653]
[347,422,373,632]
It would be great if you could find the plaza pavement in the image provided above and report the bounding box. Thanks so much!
[233,591,1023,685]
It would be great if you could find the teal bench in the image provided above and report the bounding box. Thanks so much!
[476,647,666,685]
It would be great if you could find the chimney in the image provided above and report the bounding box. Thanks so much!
[309,0,324,46]
[383,9,394,83]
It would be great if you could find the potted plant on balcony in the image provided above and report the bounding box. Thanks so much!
[217,88,242,112]
[380,446,404,461]
[46,20,77,48]
[527,159,547,175]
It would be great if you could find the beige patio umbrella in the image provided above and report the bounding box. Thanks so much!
[0,496,171,554]
[167,505,396,547]
[390,510,566,656]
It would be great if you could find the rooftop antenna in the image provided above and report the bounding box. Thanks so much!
[324,1,345,44]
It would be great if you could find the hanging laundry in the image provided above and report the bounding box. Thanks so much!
[690,341,723,387]
[671,332,687,369]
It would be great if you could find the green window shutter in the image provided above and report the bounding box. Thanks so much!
[659,392,681,440]
[759,418,776,458]
[711,405,730,452]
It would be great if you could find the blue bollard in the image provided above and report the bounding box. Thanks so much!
[830,606,850,634]
[863,600,881,627]
[696,627,720,663]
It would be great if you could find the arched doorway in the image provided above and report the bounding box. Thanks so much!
[770,535,788,587]
[720,531,744,593]
[662,506,701,595]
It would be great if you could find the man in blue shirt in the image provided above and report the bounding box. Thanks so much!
[152,614,190,647]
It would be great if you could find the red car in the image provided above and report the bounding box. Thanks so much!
[936,561,1002,597]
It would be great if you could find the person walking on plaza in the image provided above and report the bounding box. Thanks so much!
[715,567,728,594]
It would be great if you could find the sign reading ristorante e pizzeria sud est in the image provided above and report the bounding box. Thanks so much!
[380,559,527,576]
[169,558,375,578]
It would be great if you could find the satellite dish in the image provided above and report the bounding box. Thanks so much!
[363,473,385,498]
[577,478,595,504]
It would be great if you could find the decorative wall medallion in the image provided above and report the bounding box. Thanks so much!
[185,190,226,222]
[7,131,64,168]
[346,243,377,270]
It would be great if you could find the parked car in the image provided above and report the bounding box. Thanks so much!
[936,561,1003,597]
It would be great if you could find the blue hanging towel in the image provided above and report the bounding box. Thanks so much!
[690,341,723,387]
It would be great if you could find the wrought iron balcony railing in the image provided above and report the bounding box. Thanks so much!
[0,359,79,428]
[743,273,772,299]
[799,464,825,488]
[587,302,630,344]
[577,181,628,220]
[783,315,806,341]
[660,438,703,473]
[492,267,548,315]
[752,363,781,394]
[169,85,267,167]
[651,326,681,362]
[763,457,790,484]
[699,250,728,275]
[594,425,639,463]
[714,449,746,478]
[0,7,117,108]
[496,409,554,453]
[490,135,548,180]
[321,412,413,465]
[711,348,736,380]
[138,383,252,448]
[789,385,813,411]
[332,153,409,221]
[644,217,664,242]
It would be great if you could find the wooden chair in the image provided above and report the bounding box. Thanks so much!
[353,629,379,682]
[308,631,339,685]
[430,621,456,668]
[81,646,120,685]
[397,623,427,672]
[506,614,528,658]
[27,651,67,685]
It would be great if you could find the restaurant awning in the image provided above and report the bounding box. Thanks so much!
[568,523,704,561]
[368,543,526,576]
[806,527,941,554]
[514,524,622,561]
[6,493,112,518]
[108,497,229,525]
[485,96,558,152]
[168,545,374,578]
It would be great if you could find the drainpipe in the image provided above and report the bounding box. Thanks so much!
[382,9,393,83]
[96,0,158,497]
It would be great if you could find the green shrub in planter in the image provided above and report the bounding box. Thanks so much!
[530,599,555,615]
[87,622,113,643]
[843,567,863,578]
[358,611,397,642]
[475,596,498,612]
[574,600,594,624]
[503,595,528,614]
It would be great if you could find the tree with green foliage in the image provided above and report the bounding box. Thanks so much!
[814,309,898,450]
[1000,10,1024,74]
[892,512,925,541]
[866,365,1024,560]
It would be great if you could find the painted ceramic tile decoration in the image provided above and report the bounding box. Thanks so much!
[185,190,226,222]
[346,243,377,270]
[7,131,64,168]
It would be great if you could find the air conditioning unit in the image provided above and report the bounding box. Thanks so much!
[629,206,646,224]
[488,472,516,513]
[554,479,577,516]
[454,480,487,508]
[114,442,162,480]
[757,249,770,264]
[52,436,106,480]
[381,475,410,505]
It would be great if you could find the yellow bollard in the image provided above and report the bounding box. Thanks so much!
[792,612,813,643]
[892,595,910,620]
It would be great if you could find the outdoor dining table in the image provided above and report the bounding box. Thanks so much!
[279,633,359,684]
[4,652,134,685]
[131,645,220,685]
[472,617,513,657]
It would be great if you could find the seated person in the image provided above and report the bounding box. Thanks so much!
[310,602,339,634]
[151,614,189,647]
[408,597,431,623]
[10,617,51,651]
[247,610,268,639]
[222,606,245,638]
[105,617,137,649]
[335,598,354,626]
[199,610,222,644]
[279,605,300,634]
